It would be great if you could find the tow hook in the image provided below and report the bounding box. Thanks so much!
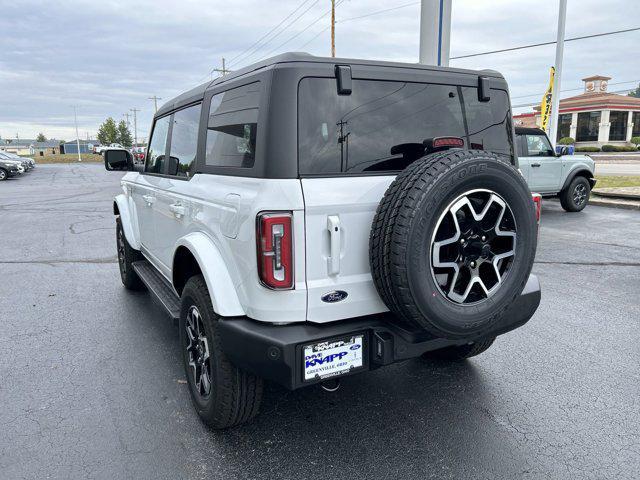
[320,378,341,392]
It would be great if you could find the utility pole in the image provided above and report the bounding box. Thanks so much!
[148,96,162,113]
[123,112,130,129]
[130,108,140,150]
[331,0,336,57]
[212,58,231,77]
[548,0,567,147]
[419,0,452,66]
[72,106,82,162]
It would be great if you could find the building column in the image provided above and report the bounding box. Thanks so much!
[598,110,610,143]
[626,111,634,142]
[570,112,578,139]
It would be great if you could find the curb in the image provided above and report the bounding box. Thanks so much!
[589,196,640,211]
[592,190,640,201]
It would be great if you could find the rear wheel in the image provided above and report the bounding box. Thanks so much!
[560,176,590,212]
[180,275,263,429]
[422,337,496,361]
[0,168,7,181]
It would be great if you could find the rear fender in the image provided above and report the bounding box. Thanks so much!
[174,233,245,317]
[113,193,140,250]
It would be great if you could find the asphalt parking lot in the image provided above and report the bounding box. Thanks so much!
[1,164,639,479]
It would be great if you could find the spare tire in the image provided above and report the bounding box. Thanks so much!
[369,150,537,339]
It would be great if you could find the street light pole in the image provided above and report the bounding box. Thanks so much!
[331,0,336,57]
[419,0,452,66]
[548,0,567,147]
[73,106,82,162]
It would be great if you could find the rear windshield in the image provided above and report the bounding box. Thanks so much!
[298,78,514,175]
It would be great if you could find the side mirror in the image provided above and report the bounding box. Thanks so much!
[104,149,133,171]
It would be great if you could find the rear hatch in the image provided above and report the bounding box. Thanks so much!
[298,74,514,323]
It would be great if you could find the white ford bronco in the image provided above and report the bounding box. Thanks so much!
[105,53,541,429]
[516,127,596,211]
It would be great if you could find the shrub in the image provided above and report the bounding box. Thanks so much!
[601,144,637,152]
[575,146,600,152]
[631,136,640,147]
[558,137,575,145]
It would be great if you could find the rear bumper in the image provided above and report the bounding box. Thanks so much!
[218,274,541,390]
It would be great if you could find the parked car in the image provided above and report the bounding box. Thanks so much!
[0,157,23,180]
[95,143,124,155]
[0,150,35,169]
[104,53,541,429]
[516,127,596,212]
[131,146,146,163]
[0,152,29,171]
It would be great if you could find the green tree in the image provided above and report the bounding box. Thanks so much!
[116,120,133,147]
[97,117,118,145]
[36,132,47,142]
[627,83,640,98]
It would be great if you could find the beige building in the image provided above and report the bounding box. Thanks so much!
[513,75,640,147]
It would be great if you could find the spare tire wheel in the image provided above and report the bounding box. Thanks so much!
[369,150,537,339]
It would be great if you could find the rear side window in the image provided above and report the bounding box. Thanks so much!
[205,82,260,168]
[145,116,171,174]
[298,78,513,175]
[167,104,201,178]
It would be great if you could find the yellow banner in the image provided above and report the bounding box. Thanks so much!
[540,67,555,131]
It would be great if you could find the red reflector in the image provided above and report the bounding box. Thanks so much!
[531,193,542,224]
[432,137,464,148]
[257,212,293,290]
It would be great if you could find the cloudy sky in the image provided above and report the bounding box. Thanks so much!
[1,0,638,142]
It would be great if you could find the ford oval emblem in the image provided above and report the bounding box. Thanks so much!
[321,290,348,303]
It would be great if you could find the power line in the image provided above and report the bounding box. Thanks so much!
[297,25,330,50]
[337,1,419,23]
[257,0,346,62]
[451,26,640,60]
[226,0,314,67]
[228,0,321,68]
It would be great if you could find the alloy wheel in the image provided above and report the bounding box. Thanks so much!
[117,227,127,275]
[431,189,517,305]
[573,183,588,206]
[185,305,212,397]
[0,170,6,180]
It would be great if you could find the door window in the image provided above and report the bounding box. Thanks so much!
[525,134,555,157]
[167,104,201,178]
[145,116,171,174]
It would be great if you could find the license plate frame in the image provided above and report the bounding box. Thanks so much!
[302,333,366,383]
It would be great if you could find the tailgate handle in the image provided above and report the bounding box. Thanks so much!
[327,215,341,276]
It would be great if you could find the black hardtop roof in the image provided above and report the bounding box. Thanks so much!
[156,52,505,117]
[515,127,547,135]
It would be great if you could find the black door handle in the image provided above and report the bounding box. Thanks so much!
[531,163,541,167]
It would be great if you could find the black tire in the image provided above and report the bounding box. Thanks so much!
[116,217,145,290]
[370,150,537,339]
[0,168,7,181]
[559,176,590,212]
[422,337,496,361]
[180,275,263,429]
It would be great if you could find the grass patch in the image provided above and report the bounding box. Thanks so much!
[595,176,640,188]
[25,153,103,164]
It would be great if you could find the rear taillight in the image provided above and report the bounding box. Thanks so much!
[257,212,293,289]
[532,193,542,224]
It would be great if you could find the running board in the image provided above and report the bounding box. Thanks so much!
[132,260,180,324]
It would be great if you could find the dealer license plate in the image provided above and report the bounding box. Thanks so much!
[303,335,364,381]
